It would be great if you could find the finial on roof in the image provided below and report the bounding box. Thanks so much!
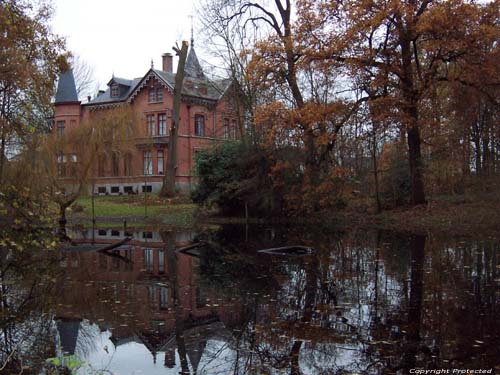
[189,14,194,47]
[151,59,154,69]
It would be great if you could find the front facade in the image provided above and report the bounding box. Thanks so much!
[53,45,238,194]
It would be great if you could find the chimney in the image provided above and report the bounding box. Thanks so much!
[87,95,91,103]
[162,53,173,73]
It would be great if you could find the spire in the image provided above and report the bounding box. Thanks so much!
[55,70,79,104]
[151,59,154,69]
[184,46,205,80]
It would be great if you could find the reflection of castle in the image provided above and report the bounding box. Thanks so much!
[55,229,241,372]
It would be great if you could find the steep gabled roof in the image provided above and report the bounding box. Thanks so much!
[55,70,79,104]
[85,46,232,108]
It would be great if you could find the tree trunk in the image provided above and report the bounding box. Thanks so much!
[400,34,426,205]
[407,124,426,205]
[161,231,190,374]
[160,41,189,197]
[58,204,68,239]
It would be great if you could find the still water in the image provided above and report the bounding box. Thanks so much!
[1,225,499,374]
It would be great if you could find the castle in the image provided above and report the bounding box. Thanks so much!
[53,42,238,194]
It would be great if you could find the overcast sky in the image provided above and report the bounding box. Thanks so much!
[52,0,197,92]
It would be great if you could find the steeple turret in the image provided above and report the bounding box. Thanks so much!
[184,46,205,80]
[55,70,79,104]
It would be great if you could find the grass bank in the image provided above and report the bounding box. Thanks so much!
[68,195,197,228]
[337,193,500,238]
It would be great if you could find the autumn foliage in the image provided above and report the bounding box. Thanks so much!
[196,0,500,215]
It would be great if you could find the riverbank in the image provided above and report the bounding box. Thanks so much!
[66,193,500,238]
[333,193,500,238]
[67,195,196,228]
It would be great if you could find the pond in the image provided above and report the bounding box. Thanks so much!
[0,224,499,374]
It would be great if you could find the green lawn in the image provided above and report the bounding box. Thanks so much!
[69,195,197,227]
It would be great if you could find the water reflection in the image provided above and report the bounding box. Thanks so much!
[1,226,499,374]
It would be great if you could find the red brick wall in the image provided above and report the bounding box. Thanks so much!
[57,75,238,194]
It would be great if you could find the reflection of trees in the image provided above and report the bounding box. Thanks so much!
[197,226,500,374]
[0,247,61,373]
[161,231,190,375]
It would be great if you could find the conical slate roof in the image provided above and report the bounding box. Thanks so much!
[55,70,79,104]
[184,47,205,80]
[56,319,81,355]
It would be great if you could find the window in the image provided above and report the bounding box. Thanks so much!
[144,248,154,272]
[98,229,107,236]
[148,88,155,102]
[195,114,205,136]
[147,286,156,303]
[57,121,65,137]
[97,187,107,195]
[156,88,163,102]
[111,186,119,194]
[123,153,132,176]
[57,154,66,177]
[124,186,133,194]
[231,120,237,139]
[98,155,106,177]
[66,154,77,177]
[143,151,152,175]
[157,150,164,175]
[223,118,229,139]
[111,229,120,236]
[142,185,152,193]
[112,153,119,176]
[111,84,119,98]
[147,115,155,136]
[159,250,165,273]
[196,287,206,308]
[159,287,168,310]
[158,114,167,135]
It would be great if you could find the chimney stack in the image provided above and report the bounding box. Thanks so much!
[162,53,173,73]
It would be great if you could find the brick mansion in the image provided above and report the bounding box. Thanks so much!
[53,42,238,194]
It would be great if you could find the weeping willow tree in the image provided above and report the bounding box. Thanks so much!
[34,107,139,237]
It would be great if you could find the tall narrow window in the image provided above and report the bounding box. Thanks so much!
[144,248,154,272]
[57,121,65,137]
[159,287,168,310]
[158,114,167,135]
[98,155,106,177]
[112,152,119,176]
[148,88,155,102]
[143,151,152,175]
[223,118,229,139]
[156,88,163,102]
[195,114,205,137]
[158,250,165,273]
[157,150,164,175]
[68,154,77,177]
[57,154,66,177]
[123,153,132,176]
[231,120,237,139]
[147,115,155,135]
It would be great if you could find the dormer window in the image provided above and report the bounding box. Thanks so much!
[111,84,119,98]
